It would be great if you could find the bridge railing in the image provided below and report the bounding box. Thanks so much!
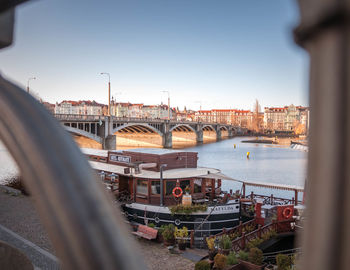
[54,114,103,121]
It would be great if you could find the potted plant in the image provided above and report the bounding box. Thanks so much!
[184,185,191,194]
[226,252,241,270]
[195,260,211,270]
[239,248,265,270]
[214,253,227,270]
[162,224,175,246]
[219,235,232,255]
[174,226,188,251]
[276,254,292,270]
[206,237,218,261]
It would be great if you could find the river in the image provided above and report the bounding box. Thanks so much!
[0,137,307,199]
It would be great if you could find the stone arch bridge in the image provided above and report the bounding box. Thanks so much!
[55,114,238,149]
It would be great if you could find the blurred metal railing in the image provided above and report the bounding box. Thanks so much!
[0,77,146,269]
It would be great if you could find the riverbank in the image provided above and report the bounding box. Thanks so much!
[241,136,307,146]
[0,190,195,269]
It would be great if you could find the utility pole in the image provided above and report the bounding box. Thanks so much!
[100,73,111,116]
[27,77,36,93]
[161,91,170,120]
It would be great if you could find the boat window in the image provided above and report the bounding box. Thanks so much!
[194,179,202,193]
[136,179,148,195]
[151,180,160,195]
[166,180,177,195]
[180,180,190,193]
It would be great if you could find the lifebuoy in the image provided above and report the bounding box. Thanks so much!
[172,186,183,198]
[282,207,293,219]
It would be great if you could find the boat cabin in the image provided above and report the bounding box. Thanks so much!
[82,148,227,206]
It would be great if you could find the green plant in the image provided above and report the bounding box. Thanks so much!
[214,253,227,270]
[169,204,207,215]
[184,185,191,194]
[248,248,264,266]
[147,223,155,228]
[162,224,175,242]
[219,235,232,250]
[158,224,167,235]
[276,254,292,270]
[174,226,188,244]
[194,260,210,270]
[246,237,264,250]
[227,252,239,265]
[206,237,215,250]
[237,250,249,261]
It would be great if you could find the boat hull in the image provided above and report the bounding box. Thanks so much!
[122,201,241,234]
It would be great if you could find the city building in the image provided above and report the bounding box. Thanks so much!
[55,100,106,115]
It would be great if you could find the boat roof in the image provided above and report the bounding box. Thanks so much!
[89,160,220,179]
[81,148,109,157]
[120,148,188,155]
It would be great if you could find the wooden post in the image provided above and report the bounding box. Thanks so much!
[238,221,243,235]
[243,183,246,197]
[257,225,261,238]
[270,194,274,205]
[241,232,246,250]
[190,230,194,249]
[250,191,254,201]
[211,179,215,200]
[295,189,298,206]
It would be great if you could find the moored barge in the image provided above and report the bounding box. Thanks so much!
[83,148,242,235]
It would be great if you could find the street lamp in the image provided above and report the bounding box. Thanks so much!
[27,77,36,93]
[161,90,170,120]
[100,72,111,116]
[159,164,168,207]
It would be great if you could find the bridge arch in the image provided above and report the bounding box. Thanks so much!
[169,124,197,134]
[220,126,228,131]
[112,123,163,136]
[64,126,103,144]
[202,125,216,132]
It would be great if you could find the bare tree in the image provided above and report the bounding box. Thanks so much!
[252,99,261,132]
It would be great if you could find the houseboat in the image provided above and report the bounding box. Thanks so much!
[82,148,242,236]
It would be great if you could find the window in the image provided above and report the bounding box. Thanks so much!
[194,179,202,193]
[166,180,177,195]
[180,180,190,192]
[151,180,160,195]
[136,179,148,195]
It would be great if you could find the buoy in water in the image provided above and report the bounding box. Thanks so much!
[246,152,250,159]
[234,144,236,149]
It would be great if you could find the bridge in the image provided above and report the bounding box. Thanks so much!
[54,114,239,149]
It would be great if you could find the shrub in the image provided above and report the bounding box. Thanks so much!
[248,248,264,266]
[162,224,175,242]
[147,223,155,228]
[237,250,249,261]
[214,254,227,270]
[194,260,210,270]
[219,235,232,250]
[169,204,208,215]
[227,252,239,265]
[276,254,292,270]
[206,237,215,250]
[174,226,188,244]
[246,237,264,250]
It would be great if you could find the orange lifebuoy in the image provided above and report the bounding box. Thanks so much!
[172,187,183,198]
[282,207,293,219]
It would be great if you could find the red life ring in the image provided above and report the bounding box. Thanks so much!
[172,187,183,198]
[282,207,293,219]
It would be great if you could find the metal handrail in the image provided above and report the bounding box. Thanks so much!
[0,76,145,269]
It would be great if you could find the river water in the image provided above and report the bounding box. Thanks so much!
[0,137,307,199]
[183,137,307,199]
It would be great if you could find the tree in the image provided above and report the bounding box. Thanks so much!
[252,99,262,132]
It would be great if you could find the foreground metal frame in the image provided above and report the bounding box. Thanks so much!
[0,77,145,269]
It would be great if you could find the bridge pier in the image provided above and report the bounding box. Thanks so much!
[228,128,234,138]
[162,132,172,148]
[216,128,222,141]
[103,135,116,150]
[196,130,203,144]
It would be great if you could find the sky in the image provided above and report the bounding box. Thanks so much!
[0,0,309,111]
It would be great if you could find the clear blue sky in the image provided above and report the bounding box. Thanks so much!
[0,0,308,111]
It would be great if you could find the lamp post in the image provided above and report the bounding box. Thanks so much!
[100,72,111,116]
[27,77,36,93]
[161,90,170,120]
[159,164,167,207]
